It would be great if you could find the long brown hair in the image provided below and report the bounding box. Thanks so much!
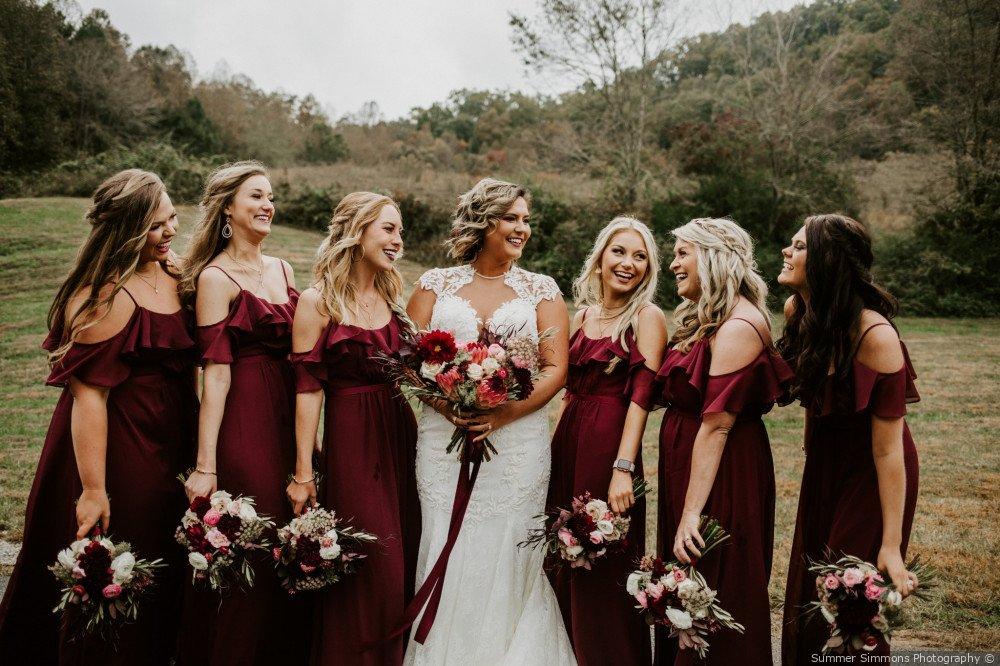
[47,169,168,362]
[313,192,405,323]
[179,160,268,306]
[777,213,898,402]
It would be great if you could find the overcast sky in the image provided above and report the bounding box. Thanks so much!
[76,0,805,120]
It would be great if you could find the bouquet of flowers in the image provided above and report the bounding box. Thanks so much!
[805,553,935,654]
[175,490,273,591]
[49,529,163,641]
[519,478,649,570]
[273,506,378,594]
[380,326,549,462]
[625,517,744,658]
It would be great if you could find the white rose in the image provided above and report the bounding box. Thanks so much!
[481,357,500,375]
[626,572,646,595]
[566,545,584,558]
[111,552,136,581]
[323,529,339,543]
[596,519,615,536]
[188,552,209,571]
[663,574,678,591]
[319,543,342,560]
[466,363,484,380]
[228,499,243,516]
[70,539,88,555]
[676,579,698,597]
[209,490,232,510]
[99,538,115,551]
[57,548,77,571]
[237,500,258,521]
[664,607,693,630]
[883,590,903,609]
[585,499,609,521]
[420,362,444,380]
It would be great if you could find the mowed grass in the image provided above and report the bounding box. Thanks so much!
[1,198,997,649]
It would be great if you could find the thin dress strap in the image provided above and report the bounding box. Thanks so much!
[119,286,139,306]
[203,264,242,289]
[728,316,769,347]
[853,322,892,357]
[279,260,290,289]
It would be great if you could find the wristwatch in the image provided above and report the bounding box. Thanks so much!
[612,458,635,474]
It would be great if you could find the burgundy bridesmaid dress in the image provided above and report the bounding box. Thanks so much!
[290,312,420,666]
[0,288,198,665]
[781,323,920,664]
[547,321,656,666]
[176,265,309,666]
[655,318,793,666]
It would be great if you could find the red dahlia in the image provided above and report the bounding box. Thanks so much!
[416,330,458,364]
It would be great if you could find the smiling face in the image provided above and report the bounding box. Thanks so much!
[139,191,178,263]
[225,175,274,240]
[778,225,808,292]
[599,229,649,302]
[670,238,701,299]
[481,196,530,263]
[358,204,403,272]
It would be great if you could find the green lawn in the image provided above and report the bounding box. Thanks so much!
[1,198,997,649]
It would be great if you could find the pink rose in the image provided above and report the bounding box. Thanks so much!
[636,590,648,608]
[487,343,506,359]
[71,566,86,580]
[206,528,230,549]
[672,568,686,583]
[864,582,882,601]
[557,528,575,547]
[203,509,221,526]
[824,574,841,590]
[842,567,864,587]
[589,530,604,544]
[102,583,122,599]
[645,581,665,600]
[272,547,282,562]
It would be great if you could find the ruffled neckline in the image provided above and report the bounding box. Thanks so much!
[197,287,298,332]
[568,327,647,371]
[809,341,919,417]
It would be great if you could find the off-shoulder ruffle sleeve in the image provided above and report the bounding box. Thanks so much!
[849,343,919,418]
[288,318,402,393]
[197,291,294,364]
[568,331,656,409]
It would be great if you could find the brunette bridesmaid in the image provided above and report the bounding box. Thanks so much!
[176,161,307,665]
[654,218,792,666]
[286,192,420,665]
[778,214,920,664]
[547,216,666,666]
[0,170,197,664]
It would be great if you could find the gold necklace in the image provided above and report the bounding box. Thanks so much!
[134,264,159,294]
[355,294,378,328]
[224,250,265,293]
[596,304,627,337]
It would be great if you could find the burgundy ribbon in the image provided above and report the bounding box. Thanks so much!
[363,431,483,649]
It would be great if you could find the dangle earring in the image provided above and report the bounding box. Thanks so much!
[222,215,233,239]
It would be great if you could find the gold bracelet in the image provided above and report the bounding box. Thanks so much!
[194,468,217,476]
[292,475,315,485]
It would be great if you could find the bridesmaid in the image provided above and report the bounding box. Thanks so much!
[655,217,792,666]
[286,192,420,665]
[176,161,307,665]
[778,214,920,663]
[0,170,197,664]
[548,216,666,666]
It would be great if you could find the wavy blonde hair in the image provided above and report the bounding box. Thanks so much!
[572,216,659,350]
[48,169,168,362]
[180,160,268,306]
[671,217,770,352]
[446,177,530,263]
[313,192,405,324]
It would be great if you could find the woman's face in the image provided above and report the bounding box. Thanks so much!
[140,191,178,263]
[226,175,275,240]
[599,229,649,302]
[481,196,531,263]
[358,204,403,272]
[669,239,700,300]
[778,225,808,291]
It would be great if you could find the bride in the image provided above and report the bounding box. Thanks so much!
[404,178,575,665]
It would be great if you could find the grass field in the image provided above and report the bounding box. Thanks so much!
[1,198,997,650]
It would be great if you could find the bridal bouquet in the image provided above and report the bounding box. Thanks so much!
[175,491,273,591]
[49,529,163,640]
[805,553,935,654]
[519,478,648,570]
[273,506,378,594]
[625,517,743,658]
[380,326,548,462]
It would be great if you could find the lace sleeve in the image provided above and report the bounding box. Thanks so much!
[530,273,561,305]
[418,268,445,294]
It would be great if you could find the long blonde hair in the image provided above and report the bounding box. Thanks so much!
[572,216,659,350]
[48,169,168,362]
[313,192,405,323]
[446,177,530,263]
[671,217,770,352]
[180,160,268,306]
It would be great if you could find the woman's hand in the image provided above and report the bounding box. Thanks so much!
[608,469,635,514]
[677,630,698,651]
[673,510,705,564]
[76,488,110,538]
[286,478,317,516]
[877,544,919,599]
[468,404,518,443]
[184,469,217,502]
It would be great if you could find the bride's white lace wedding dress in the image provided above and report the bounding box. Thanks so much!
[404,264,576,666]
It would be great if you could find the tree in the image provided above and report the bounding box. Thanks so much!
[510,0,681,206]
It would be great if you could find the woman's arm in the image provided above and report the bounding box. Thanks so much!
[184,269,238,501]
[286,288,326,514]
[608,306,668,514]
[672,317,763,564]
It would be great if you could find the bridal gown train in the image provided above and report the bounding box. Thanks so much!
[404,264,576,666]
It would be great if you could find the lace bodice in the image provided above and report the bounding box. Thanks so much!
[418,264,560,344]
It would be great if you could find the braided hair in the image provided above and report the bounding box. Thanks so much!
[776,214,898,404]
[446,178,530,263]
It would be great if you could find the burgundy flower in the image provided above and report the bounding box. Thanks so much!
[190,495,211,518]
[216,513,242,538]
[416,330,458,364]
[511,366,533,397]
